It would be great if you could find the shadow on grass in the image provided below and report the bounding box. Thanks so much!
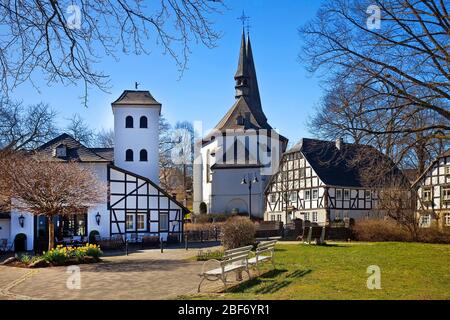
[228,268,312,294]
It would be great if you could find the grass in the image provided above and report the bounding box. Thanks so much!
[188,242,450,300]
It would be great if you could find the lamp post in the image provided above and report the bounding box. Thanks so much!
[241,174,259,219]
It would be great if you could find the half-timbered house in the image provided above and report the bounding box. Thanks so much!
[5,90,188,252]
[412,150,450,229]
[264,138,402,225]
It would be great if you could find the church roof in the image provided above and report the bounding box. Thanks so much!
[36,133,112,163]
[207,31,287,144]
[112,90,161,106]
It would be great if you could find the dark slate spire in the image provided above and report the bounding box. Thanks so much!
[245,34,264,119]
[235,29,247,79]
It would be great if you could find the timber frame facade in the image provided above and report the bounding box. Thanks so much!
[264,139,382,225]
[108,165,187,241]
[413,150,450,228]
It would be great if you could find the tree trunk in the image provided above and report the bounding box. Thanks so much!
[47,216,55,251]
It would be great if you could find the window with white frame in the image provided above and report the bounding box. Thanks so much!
[442,187,450,201]
[290,192,297,202]
[159,212,169,231]
[305,190,311,200]
[277,214,282,221]
[312,189,319,200]
[270,194,277,203]
[445,165,450,176]
[312,212,318,223]
[365,190,371,200]
[270,215,276,221]
[126,213,135,231]
[419,215,431,227]
[422,188,432,201]
[304,212,310,221]
[136,213,147,231]
[344,189,350,200]
[336,189,342,199]
[445,214,450,226]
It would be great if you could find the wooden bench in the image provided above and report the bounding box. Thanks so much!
[302,226,326,245]
[248,240,277,275]
[198,245,253,292]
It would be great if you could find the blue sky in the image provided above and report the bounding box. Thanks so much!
[9,0,324,146]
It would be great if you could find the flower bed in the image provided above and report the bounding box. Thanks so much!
[3,244,103,268]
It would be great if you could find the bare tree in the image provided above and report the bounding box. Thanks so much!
[0,0,223,105]
[2,153,105,251]
[66,114,95,146]
[95,129,115,148]
[308,77,446,175]
[0,99,58,150]
[300,0,450,141]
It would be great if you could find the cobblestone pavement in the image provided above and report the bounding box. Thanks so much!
[0,247,228,300]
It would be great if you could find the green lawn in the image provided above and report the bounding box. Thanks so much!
[191,242,450,300]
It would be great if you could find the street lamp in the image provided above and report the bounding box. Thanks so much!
[241,174,259,219]
[18,214,25,228]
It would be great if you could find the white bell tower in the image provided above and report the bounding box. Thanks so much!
[112,90,161,184]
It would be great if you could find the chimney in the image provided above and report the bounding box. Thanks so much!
[336,138,344,150]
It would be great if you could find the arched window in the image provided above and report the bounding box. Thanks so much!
[140,116,148,128]
[125,149,134,162]
[140,149,148,162]
[125,116,134,128]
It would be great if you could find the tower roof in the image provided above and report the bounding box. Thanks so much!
[112,90,161,107]
[212,30,275,133]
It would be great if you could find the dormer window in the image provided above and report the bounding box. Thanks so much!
[53,144,67,158]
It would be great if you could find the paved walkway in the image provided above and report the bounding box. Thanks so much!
[0,247,226,300]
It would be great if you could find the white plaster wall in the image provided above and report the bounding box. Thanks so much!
[113,105,160,184]
[10,211,34,251]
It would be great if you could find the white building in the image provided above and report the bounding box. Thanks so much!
[413,149,450,228]
[193,31,288,218]
[2,90,188,252]
[264,138,404,225]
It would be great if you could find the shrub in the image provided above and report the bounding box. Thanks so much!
[418,227,450,244]
[42,244,102,265]
[199,202,207,214]
[89,230,100,244]
[221,216,256,250]
[352,219,411,242]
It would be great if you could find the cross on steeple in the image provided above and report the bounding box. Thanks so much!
[237,10,250,30]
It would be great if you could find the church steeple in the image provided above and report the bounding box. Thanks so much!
[234,29,249,98]
[234,30,265,120]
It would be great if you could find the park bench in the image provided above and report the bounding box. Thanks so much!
[248,240,277,275]
[302,226,326,245]
[198,245,253,292]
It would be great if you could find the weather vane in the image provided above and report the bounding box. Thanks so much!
[237,10,250,31]
[135,81,140,90]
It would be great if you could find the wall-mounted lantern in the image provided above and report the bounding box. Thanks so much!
[18,214,25,228]
[95,212,101,226]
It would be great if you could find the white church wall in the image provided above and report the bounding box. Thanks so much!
[211,168,267,218]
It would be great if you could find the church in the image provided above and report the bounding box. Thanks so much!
[1,91,188,252]
[193,31,288,218]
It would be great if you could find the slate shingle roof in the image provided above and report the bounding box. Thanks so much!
[112,90,161,106]
[36,133,112,163]
[288,138,405,188]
